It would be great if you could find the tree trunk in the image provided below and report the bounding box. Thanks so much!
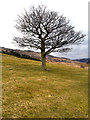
[41,49,47,70]
[41,55,46,70]
[41,39,47,70]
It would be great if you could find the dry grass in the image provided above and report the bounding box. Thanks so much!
[2,54,88,118]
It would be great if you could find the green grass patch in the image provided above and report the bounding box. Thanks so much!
[2,54,88,118]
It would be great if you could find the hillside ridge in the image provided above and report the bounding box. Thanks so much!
[1,47,88,69]
[1,47,72,62]
[73,58,90,64]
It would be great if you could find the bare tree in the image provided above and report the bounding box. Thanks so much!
[13,5,85,70]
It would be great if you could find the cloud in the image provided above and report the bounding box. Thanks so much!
[51,38,88,59]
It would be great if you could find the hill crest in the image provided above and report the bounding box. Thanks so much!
[1,47,88,69]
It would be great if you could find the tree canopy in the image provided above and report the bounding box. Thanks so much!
[13,5,86,70]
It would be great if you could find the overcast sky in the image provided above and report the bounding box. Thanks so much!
[0,0,89,59]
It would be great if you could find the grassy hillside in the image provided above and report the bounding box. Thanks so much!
[2,54,88,118]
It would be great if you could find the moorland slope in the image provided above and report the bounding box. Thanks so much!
[2,54,88,118]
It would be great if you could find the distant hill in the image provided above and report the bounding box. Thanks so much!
[1,47,88,69]
[1,47,72,63]
[73,58,90,64]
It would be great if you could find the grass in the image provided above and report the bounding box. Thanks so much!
[2,54,88,118]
